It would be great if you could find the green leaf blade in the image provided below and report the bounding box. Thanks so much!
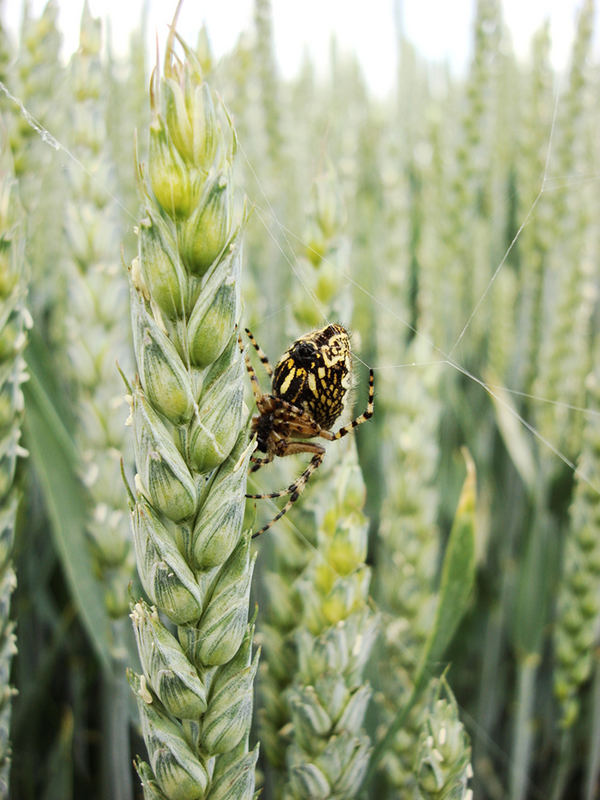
[23,350,113,675]
[422,447,477,669]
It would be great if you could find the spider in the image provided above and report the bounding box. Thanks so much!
[242,323,374,537]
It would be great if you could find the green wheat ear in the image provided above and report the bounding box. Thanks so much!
[126,12,258,800]
[8,0,65,327]
[554,370,600,729]
[62,0,135,621]
[254,166,377,798]
[0,118,29,799]
[415,678,473,799]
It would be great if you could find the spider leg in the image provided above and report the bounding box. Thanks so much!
[246,442,324,497]
[249,453,274,473]
[239,334,263,403]
[251,451,325,537]
[245,327,274,377]
[320,369,374,442]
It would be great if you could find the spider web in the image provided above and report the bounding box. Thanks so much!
[1,5,598,799]
[238,82,597,494]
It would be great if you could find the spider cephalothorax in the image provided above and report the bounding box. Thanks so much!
[242,324,374,536]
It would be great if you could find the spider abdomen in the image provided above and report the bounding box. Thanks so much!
[272,324,351,430]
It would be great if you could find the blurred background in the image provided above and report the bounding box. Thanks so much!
[0,1,599,799]
[5,0,598,87]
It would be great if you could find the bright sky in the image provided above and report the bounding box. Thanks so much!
[2,1,595,96]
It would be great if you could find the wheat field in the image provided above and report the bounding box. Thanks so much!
[0,1,597,798]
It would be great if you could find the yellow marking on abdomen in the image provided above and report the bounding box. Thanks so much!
[279,368,295,395]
